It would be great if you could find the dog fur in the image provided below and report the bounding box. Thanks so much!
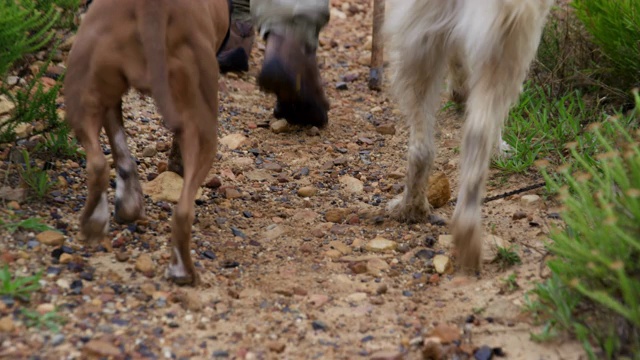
[384,0,553,270]
[64,0,230,285]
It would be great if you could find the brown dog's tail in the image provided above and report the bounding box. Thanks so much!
[137,1,181,132]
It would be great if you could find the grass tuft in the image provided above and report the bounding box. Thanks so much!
[0,265,42,302]
[494,246,522,270]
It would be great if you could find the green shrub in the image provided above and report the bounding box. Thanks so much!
[534,1,639,104]
[0,59,63,143]
[573,0,640,93]
[531,90,640,358]
[1,0,80,144]
[34,0,81,30]
[534,2,601,97]
[0,1,60,78]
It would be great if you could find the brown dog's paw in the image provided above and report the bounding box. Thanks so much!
[114,195,145,225]
[80,217,109,246]
[166,270,200,287]
[165,262,200,287]
[167,273,201,287]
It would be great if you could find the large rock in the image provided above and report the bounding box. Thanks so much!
[0,95,15,116]
[264,225,287,240]
[366,258,390,275]
[433,255,453,274]
[219,133,248,150]
[483,234,506,263]
[270,119,289,134]
[176,290,203,312]
[427,172,451,208]
[0,187,26,202]
[325,209,347,223]
[36,231,65,247]
[297,186,317,197]
[14,123,33,138]
[375,123,396,135]
[339,175,363,195]
[520,194,541,205]
[365,237,397,253]
[135,254,155,277]
[143,171,202,203]
[0,316,14,333]
[245,170,271,182]
[83,339,122,358]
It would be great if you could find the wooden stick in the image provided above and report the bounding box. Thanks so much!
[368,0,385,91]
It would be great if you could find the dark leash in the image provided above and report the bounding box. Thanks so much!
[483,182,547,203]
[449,182,547,205]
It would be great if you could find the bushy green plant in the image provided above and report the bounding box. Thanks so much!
[1,0,80,144]
[573,0,640,93]
[531,91,640,358]
[0,60,63,143]
[34,0,81,30]
[0,1,60,78]
[0,0,75,143]
[534,2,601,97]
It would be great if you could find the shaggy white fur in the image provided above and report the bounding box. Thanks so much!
[384,0,553,270]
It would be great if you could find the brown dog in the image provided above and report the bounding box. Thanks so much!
[64,0,231,286]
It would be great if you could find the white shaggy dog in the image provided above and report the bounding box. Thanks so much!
[385,0,554,270]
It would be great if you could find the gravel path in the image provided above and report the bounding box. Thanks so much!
[0,1,586,359]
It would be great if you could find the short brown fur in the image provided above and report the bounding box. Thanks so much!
[65,0,230,286]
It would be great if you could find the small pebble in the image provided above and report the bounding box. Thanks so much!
[312,320,328,331]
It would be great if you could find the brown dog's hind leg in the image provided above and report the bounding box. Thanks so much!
[104,101,145,224]
[166,116,216,286]
[166,137,184,177]
[73,108,111,244]
[166,56,218,285]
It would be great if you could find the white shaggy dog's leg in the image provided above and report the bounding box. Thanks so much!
[385,2,451,222]
[385,0,553,271]
[447,45,469,105]
[451,0,552,270]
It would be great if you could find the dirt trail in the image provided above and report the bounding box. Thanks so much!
[0,1,587,359]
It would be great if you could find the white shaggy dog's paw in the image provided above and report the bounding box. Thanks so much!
[494,139,514,159]
[386,192,431,223]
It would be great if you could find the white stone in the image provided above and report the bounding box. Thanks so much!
[365,237,397,253]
